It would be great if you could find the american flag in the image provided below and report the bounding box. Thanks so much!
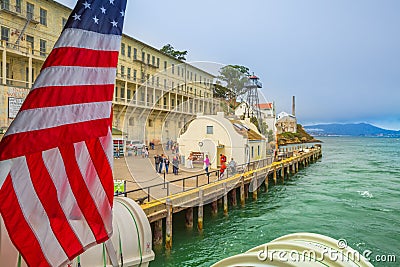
[0,0,127,266]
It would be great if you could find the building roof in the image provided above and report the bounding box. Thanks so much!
[256,103,273,110]
[230,120,264,141]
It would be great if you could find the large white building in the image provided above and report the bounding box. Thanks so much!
[177,112,267,169]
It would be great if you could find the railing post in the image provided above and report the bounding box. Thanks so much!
[163,172,166,189]
[167,182,170,196]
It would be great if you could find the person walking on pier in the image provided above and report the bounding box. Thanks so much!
[204,154,211,178]
[165,156,170,174]
[220,153,227,165]
[228,158,237,175]
[219,161,227,180]
[154,154,161,173]
[187,153,194,168]
[172,156,179,175]
[159,154,164,173]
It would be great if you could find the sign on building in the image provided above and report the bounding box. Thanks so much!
[8,97,24,119]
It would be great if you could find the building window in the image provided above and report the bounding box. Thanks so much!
[127,45,131,57]
[40,8,47,26]
[156,77,159,87]
[157,58,160,68]
[206,126,213,134]
[190,72,192,80]
[1,27,10,42]
[115,87,118,98]
[148,119,153,127]
[133,48,137,60]
[141,51,145,62]
[251,146,254,158]
[2,0,10,10]
[164,61,168,71]
[178,67,180,76]
[120,87,125,99]
[172,82,174,90]
[152,76,155,85]
[195,74,197,81]
[121,65,125,77]
[258,145,260,156]
[16,0,21,12]
[164,79,167,89]
[133,69,137,81]
[25,35,34,53]
[27,2,34,20]
[127,89,131,100]
[152,55,155,66]
[172,64,175,74]
[62,17,67,28]
[141,72,145,83]
[121,43,125,56]
[39,39,46,56]
[127,67,131,79]
[147,53,150,65]
[163,97,167,109]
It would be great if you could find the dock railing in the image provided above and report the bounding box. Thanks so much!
[115,157,274,203]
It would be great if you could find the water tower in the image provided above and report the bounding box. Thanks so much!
[244,75,263,132]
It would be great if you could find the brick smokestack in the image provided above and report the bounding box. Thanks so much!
[292,96,296,117]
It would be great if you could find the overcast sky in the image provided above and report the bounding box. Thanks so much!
[59,0,400,130]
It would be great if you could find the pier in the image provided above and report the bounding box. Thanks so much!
[119,146,322,248]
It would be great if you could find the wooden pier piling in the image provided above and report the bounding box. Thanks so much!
[253,173,258,200]
[223,183,228,215]
[198,190,204,231]
[231,188,237,206]
[211,199,218,215]
[153,220,163,246]
[165,199,172,249]
[185,207,193,228]
[240,176,245,206]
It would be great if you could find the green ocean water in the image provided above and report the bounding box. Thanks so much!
[150,137,400,266]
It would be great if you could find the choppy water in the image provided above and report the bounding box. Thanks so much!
[151,137,400,266]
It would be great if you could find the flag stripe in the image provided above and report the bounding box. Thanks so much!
[59,145,110,242]
[0,159,12,189]
[99,129,114,169]
[74,141,113,234]
[5,101,111,137]
[54,28,122,51]
[20,84,114,111]
[42,47,119,69]
[11,157,68,266]
[85,138,114,206]
[26,153,84,259]
[43,148,97,249]
[32,66,116,90]
[0,118,110,160]
[0,175,50,267]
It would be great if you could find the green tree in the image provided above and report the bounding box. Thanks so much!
[160,44,188,61]
[217,65,249,110]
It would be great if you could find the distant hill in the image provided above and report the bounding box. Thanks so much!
[304,123,400,137]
